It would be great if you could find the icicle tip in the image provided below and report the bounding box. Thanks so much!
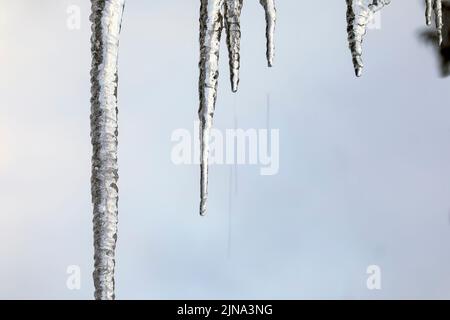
[200,200,207,216]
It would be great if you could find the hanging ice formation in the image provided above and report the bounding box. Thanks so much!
[198,0,276,216]
[425,0,443,45]
[90,0,125,300]
[346,0,390,77]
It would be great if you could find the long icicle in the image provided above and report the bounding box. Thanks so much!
[224,0,244,93]
[90,0,125,300]
[199,0,224,216]
[259,0,276,67]
[346,0,390,77]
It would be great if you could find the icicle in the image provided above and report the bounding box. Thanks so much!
[224,0,244,92]
[90,0,125,300]
[199,0,224,216]
[259,0,276,67]
[427,0,443,45]
[346,0,390,77]
[198,0,276,216]
[426,0,433,25]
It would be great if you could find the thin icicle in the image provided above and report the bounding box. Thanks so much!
[426,0,433,25]
[224,0,243,92]
[259,0,276,67]
[425,0,443,45]
[199,0,224,216]
[90,0,125,300]
[346,0,390,77]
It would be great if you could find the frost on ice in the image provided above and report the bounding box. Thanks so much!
[346,0,390,77]
[90,0,125,300]
[198,0,276,216]
[425,0,443,45]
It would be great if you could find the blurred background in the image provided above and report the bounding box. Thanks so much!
[1,0,450,299]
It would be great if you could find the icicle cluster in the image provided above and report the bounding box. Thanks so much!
[346,0,390,77]
[198,0,276,216]
[425,0,443,45]
[90,0,125,300]
[260,0,276,67]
